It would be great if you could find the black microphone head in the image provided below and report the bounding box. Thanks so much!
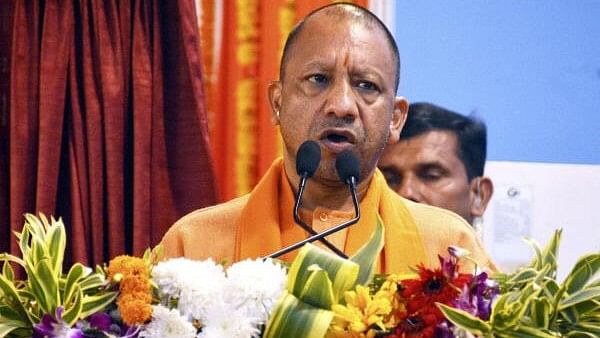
[296,141,321,177]
[335,150,360,184]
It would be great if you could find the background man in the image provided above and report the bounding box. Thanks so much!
[379,102,494,231]
[161,4,495,273]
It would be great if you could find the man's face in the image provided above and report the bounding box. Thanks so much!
[269,15,405,186]
[378,130,474,221]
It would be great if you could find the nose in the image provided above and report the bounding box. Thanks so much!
[324,78,358,120]
[396,176,422,203]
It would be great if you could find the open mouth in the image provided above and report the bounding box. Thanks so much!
[319,129,356,153]
[326,133,349,143]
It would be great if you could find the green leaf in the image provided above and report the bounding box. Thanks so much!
[79,291,118,318]
[572,299,600,315]
[62,286,83,326]
[263,293,334,338]
[297,266,334,308]
[510,325,561,338]
[564,253,600,294]
[565,331,598,338]
[572,322,600,335]
[0,253,25,269]
[349,217,384,286]
[63,263,86,304]
[27,258,59,315]
[1,260,15,283]
[560,286,600,310]
[530,297,551,329]
[0,272,32,324]
[0,319,28,337]
[46,220,66,276]
[437,303,491,334]
[287,244,358,304]
[506,268,538,286]
[523,236,544,270]
[78,274,106,293]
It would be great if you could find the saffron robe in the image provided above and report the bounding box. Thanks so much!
[161,158,496,273]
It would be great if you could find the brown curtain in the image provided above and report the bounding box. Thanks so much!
[0,0,218,267]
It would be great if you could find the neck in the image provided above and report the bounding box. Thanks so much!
[286,164,372,212]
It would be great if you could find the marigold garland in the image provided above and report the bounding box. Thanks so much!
[107,255,153,325]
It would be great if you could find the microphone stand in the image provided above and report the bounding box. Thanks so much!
[269,176,360,259]
[293,173,348,258]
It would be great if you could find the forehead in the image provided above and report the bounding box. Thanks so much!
[284,15,395,76]
[383,130,464,169]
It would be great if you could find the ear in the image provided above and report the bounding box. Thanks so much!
[388,96,409,144]
[268,81,282,125]
[470,176,494,217]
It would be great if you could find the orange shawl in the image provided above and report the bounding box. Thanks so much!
[234,158,427,274]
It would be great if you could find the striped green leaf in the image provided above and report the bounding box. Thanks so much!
[0,273,32,323]
[79,291,118,319]
[27,257,59,314]
[298,266,334,309]
[530,297,551,329]
[0,319,27,337]
[564,253,600,294]
[350,218,384,286]
[287,244,358,304]
[63,263,86,304]
[263,293,334,338]
[437,303,491,334]
[62,286,83,326]
[560,287,600,310]
[46,221,66,275]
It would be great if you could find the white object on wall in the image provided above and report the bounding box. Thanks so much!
[482,161,600,280]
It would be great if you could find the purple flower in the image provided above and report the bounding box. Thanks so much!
[452,272,499,320]
[33,307,84,338]
[87,313,112,332]
[435,322,456,338]
[74,312,141,338]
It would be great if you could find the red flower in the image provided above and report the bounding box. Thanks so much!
[391,256,475,336]
[387,308,439,338]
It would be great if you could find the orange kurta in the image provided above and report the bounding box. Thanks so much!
[161,158,497,273]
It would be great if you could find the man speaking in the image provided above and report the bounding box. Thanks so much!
[160,3,495,273]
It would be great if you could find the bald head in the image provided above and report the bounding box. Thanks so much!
[279,3,401,91]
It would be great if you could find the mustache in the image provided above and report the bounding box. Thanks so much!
[311,116,356,129]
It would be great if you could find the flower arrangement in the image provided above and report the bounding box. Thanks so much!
[1,214,599,338]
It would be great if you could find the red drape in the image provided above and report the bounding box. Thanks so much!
[0,0,217,267]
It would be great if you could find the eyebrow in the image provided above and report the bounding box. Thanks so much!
[417,162,448,173]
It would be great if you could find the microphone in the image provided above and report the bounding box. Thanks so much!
[293,141,347,258]
[268,150,361,259]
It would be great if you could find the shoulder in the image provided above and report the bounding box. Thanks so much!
[401,197,498,272]
[172,195,249,232]
[160,195,250,261]
[403,197,474,234]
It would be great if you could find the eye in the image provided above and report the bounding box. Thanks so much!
[308,74,328,84]
[419,169,443,182]
[357,80,379,92]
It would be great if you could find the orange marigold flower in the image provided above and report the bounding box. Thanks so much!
[117,293,153,325]
[120,275,151,294]
[120,291,152,305]
[107,255,149,281]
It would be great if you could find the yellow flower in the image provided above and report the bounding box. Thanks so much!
[108,255,154,325]
[328,284,395,337]
[117,293,153,325]
[120,275,151,294]
[107,255,150,281]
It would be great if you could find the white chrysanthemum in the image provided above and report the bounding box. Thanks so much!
[225,258,287,324]
[152,258,227,320]
[139,305,197,338]
[197,301,261,338]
